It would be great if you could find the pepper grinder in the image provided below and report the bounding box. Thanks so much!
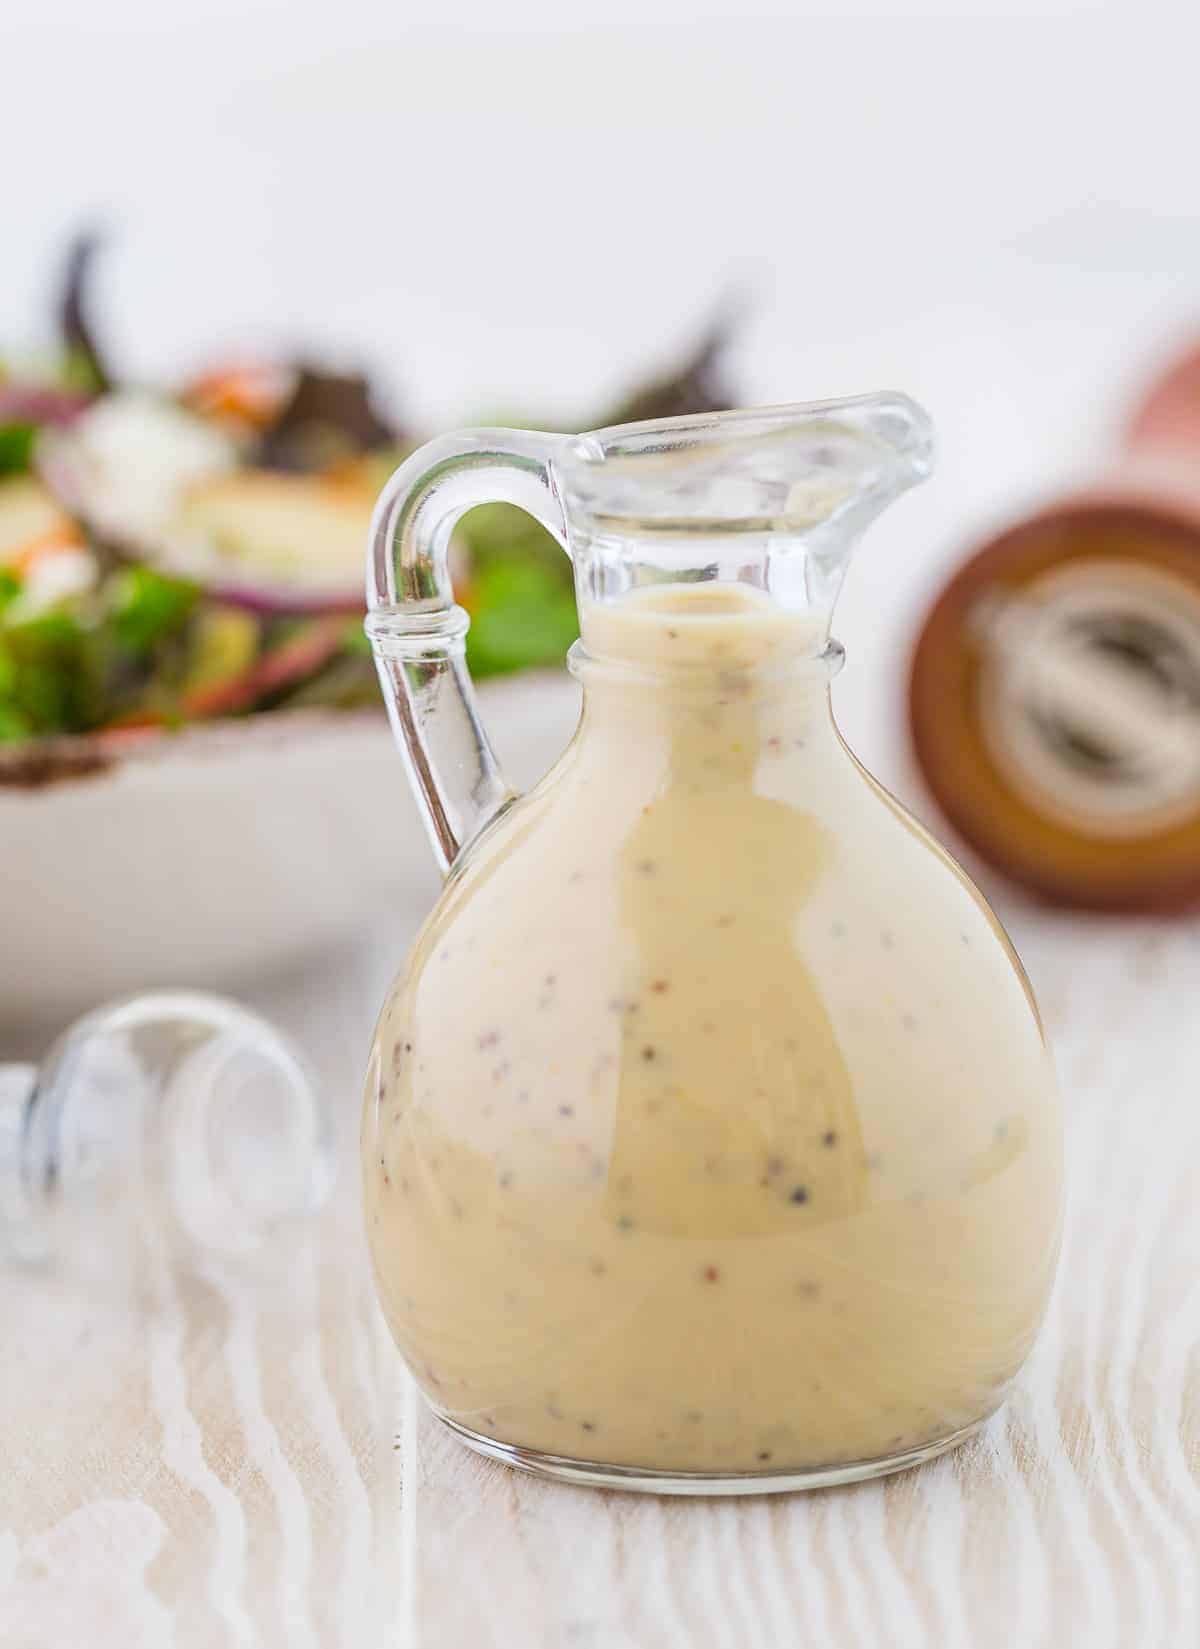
[911,339,1200,911]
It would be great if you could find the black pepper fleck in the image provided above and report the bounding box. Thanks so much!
[789,1186,810,1205]
[558,1104,575,1118]
[822,1130,838,1148]
[757,1450,773,1462]
[641,1046,657,1062]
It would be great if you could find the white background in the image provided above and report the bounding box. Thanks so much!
[5,0,1200,790]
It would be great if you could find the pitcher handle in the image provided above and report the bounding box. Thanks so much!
[365,430,571,872]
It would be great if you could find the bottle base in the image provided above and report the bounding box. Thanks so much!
[435,1409,995,1496]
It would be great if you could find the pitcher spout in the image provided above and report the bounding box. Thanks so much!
[558,392,935,640]
[842,391,936,493]
[563,392,933,533]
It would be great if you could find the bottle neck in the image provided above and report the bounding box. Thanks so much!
[568,637,843,785]
[575,579,831,668]
[565,582,844,787]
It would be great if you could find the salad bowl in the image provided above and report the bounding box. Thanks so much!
[0,239,731,1035]
[0,672,580,1037]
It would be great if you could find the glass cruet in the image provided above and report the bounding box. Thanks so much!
[362,395,1064,1495]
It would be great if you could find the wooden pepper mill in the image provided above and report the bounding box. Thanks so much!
[910,345,1200,911]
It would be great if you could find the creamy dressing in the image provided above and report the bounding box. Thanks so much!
[363,583,1062,1476]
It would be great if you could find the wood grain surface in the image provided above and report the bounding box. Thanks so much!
[0,945,406,1649]
[4,912,1199,1647]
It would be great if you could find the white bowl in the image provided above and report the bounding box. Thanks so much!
[0,672,582,1037]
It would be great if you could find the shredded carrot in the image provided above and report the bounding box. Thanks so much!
[185,364,289,430]
[6,526,86,575]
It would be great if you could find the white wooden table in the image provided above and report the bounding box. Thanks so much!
[4,908,1200,1647]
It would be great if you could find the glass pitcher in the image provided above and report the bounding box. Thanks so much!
[362,396,1063,1494]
